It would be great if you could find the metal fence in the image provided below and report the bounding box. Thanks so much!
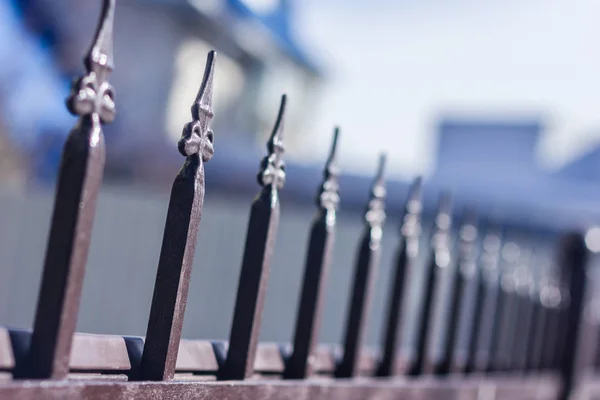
[0,1,599,399]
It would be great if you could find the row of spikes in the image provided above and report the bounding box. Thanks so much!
[14,4,589,396]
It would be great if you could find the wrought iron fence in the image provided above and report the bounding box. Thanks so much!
[0,1,598,399]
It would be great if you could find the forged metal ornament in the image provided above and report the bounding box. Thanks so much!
[258,97,286,189]
[336,154,387,378]
[285,127,340,379]
[67,0,116,125]
[408,192,453,376]
[220,95,287,381]
[22,0,116,380]
[139,50,216,381]
[377,176,422,377]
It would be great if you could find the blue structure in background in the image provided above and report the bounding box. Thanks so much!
[0,1,73,181]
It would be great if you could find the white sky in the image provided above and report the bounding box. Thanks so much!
[287,0,600,179]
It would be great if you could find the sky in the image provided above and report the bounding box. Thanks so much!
[281,0,600,179]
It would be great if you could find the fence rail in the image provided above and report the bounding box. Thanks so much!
[1,1,599,399]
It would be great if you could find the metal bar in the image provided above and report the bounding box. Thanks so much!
[489,241,520,372]
[407,193,452,376]
[556,232,588,400]
[436,211,479,375]
[138,51,216,381]
[376,177,422,377]
[0,374,562,400]
[511,272,535,372]
[335,154,387,378]
[219,95,287,381]
[284,128,340,380]
[20,0,116,380]
[525,285,547,372]
[468,227,502,373]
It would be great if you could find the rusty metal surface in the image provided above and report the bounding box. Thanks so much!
[335,154,387,378]
[138,50,216,382]
[20,0,115,380]
[285,128,340,380]
[219,95,287,381]
[407,193,452,376]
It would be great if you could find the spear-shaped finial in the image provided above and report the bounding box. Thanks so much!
[86,0,115,71]
[317,127,340,212]
[178,50,216,161]
[365,153,387,233]
[258,94,286,189]
[67,0,116,123]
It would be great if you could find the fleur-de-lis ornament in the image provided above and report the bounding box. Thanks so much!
[178,51,215,163]
[365,154,387,237]
[317,127,340,212]
[258,95,286,189]
[66,0,116,126]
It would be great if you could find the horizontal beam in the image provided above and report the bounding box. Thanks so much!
[0,374,561,400]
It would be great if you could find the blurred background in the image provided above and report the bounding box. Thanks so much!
[1,0,600,359]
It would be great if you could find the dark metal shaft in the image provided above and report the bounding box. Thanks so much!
[407,193,452,376]
[376,177,422,377]
[336,154,387,378]
[139,51,216,381]
[285,128,340,380]
[219,95,287,381]
[435,212,478,375]
[22,0,115,380]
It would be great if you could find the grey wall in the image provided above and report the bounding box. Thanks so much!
[0,185,437,353]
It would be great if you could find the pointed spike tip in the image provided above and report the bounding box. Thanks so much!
[328,127,340,163]
[376,153,387,181]
[269,94,287,144]
[409,176,423,200]
[194,50,216,111]
[87,0,116,69]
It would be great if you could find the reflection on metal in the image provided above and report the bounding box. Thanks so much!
[408,192,452,376]
[377,177,422,377]
[0,5,596,397]
[285,128,340,379]
[21,0,115,380]
[219,95,287,381]
[139,51,216,381]
[336,154,387,378]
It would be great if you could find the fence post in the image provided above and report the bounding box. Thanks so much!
[525,249,552,372]
[435,210,479,375]
[511,252,535,372]
[335,154,387,378]
[138,51,216,381]
[376,177,422,377]
[20,0,115,379]
[488,241,520,372]
[407,193,452,376]
[219,95,287,381]
[284,127,340,380]
[466,225,502,373]
[556,232,588,400]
